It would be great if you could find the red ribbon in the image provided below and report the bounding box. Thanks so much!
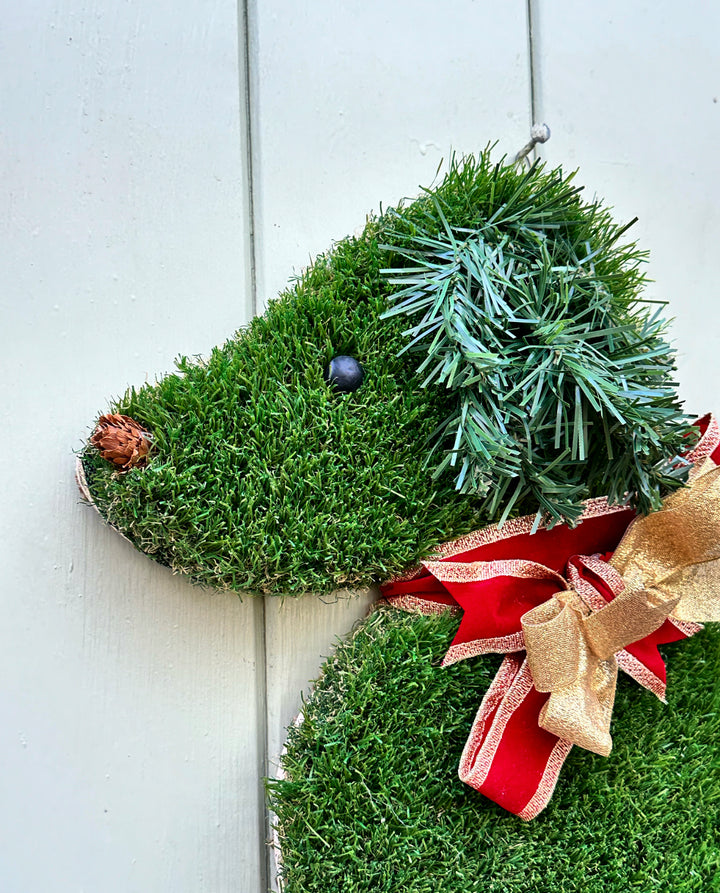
[381,414,720,819]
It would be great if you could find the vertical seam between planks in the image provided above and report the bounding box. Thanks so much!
[240,0,258,320]
[257,595,271,892]
[526,0,538,126]
[238,2,268,888]
[526,0,543,164]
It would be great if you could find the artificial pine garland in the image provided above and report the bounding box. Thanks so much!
[381,153,689,525]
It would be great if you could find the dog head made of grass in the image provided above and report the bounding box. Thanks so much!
[80,151,691,595]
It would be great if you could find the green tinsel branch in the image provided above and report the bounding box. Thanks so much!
[381,151,693,526]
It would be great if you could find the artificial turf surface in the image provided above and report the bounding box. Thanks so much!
[270,605,720,893]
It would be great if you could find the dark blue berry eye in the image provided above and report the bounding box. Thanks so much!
[325,355,364,393]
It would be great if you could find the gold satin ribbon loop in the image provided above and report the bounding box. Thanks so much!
[582,586,679,659]
[611,462,720,614]
[520,460,720,756]
[538,651,616,757]
[522,596,584,692]
[522,591,617,755]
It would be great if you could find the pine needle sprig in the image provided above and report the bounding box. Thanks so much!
[381,150,693,524]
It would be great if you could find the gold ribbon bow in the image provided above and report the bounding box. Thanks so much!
[521,461,720,756]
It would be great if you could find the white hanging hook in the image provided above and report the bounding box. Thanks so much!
[513,123,551,169]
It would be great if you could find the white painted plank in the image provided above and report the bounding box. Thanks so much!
[0,3,262,891]
[253,0,533,836]
[250,0,533,306]
[531,0,720,414]
[264,589,379,778]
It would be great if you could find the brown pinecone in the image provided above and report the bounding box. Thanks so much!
[90,414,152,471]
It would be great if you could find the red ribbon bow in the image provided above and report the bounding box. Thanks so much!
[381,414,720,819]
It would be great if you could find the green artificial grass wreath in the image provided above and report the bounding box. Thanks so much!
[270,605,720,893]
[79,146,719,891]
[81,149,691,594]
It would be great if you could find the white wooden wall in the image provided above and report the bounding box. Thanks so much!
[1,2,717,890]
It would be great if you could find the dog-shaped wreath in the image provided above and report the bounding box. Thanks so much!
[79,149,720,892]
